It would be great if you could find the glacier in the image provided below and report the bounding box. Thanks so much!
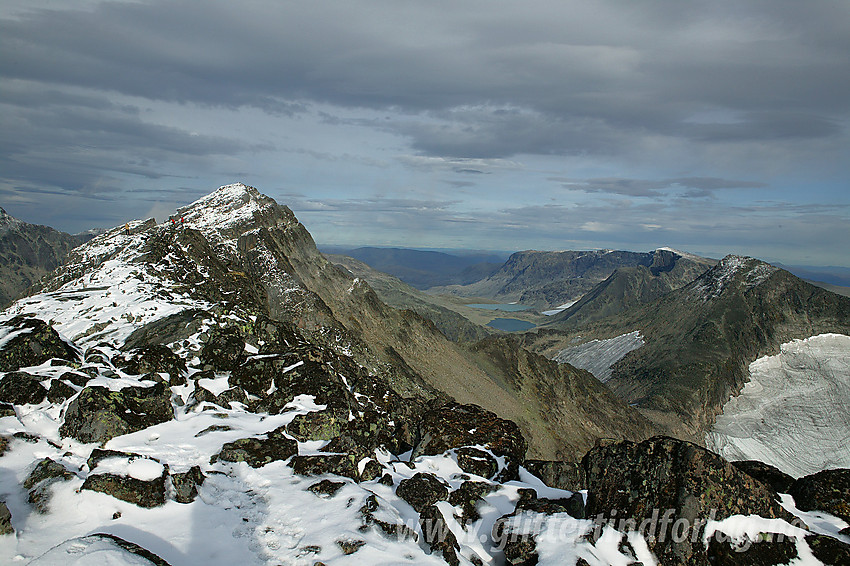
[706,333,850,478]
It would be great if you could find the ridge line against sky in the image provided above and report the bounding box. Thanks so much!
[1,0,848,266]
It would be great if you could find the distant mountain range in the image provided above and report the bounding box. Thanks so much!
[319,246,503,290]
[0,207,91,308]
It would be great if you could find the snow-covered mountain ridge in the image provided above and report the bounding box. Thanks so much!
[0,184,848,565]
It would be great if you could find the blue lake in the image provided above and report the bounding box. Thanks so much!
[487,318,537,332]
[467,303,531,312]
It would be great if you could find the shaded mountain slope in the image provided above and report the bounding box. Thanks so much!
[548,249,716,328]
[0,207,90,308]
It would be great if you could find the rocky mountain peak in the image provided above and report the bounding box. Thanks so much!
[0,207,22,234]
[692,253,779,301]
[176,183,296,245]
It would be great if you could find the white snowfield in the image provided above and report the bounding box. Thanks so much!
[706,333,850,478]
[554,331,644,383]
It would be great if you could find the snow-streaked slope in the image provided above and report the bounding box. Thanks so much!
[553,331,644,383]
[706,334,850,478]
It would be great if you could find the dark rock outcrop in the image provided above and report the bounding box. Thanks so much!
[0,316,79,371]
[419,504,460,566]
[119,345,187,385]
[170,466,205,504]
[0,501,12,535]
[732,460,796,494]
[789,468,850,523]
[82,455,168,508]
[289,454,359,481]
[413,403,527,481]
[583,436,793,565]
[200,327,247,371]
[24,457,75,512]
[59,383,173,443]
[523,459,586,491]
[448,481,498,525]
[396,472,449,513]
[0,371,48,405]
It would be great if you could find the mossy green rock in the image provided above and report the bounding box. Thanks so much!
[211,428,297,468]
[59,384,173,443]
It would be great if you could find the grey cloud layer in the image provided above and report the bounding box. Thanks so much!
[1,1,848,264]
[3,1,848,158]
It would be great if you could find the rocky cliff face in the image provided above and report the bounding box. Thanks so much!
[0,207,90,308]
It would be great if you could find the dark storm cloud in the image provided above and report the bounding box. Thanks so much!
[3,1,848,158]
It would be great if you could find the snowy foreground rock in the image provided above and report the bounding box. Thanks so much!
[0,184,848,565]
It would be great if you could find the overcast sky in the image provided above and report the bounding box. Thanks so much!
[2,1,848,266]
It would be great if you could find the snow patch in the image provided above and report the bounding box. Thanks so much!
[554,331,644,382]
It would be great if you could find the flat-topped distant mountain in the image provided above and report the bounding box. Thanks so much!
[428,248,716,310]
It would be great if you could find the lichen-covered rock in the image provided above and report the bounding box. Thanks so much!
[82,455,168,508]
[0,403,13,418]
[351,373,421,453]
[321,410,400,461]
[307,479,346,498]
[211,428,297,468]
[448,481,498,525]
[413,402,527,481]
[732,460,796,494]
[789,468,850,523]
[170,465,205,504]
[493,491,586,566]
[191,384,248,409]
[243,358,355,415]
[119,345,187,385]
[289,454,359,481]
[0,501,12,535]
[0,316,80,372]
[705,533,796,565]
[0,371,48,405]
[583,436,793,565]
[286,409,348,442]
[200,327,246,371]
[396,472,449,513]
[523,459,586,491]
[335,538,365,555]
[807,534,850,565]
[59,383,173,443]
[455,447,498,480]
